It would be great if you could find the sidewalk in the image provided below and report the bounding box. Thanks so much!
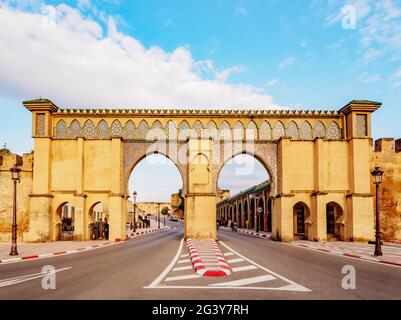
[290,240,401,267]
[0,218,170,263]
[219,226,271,240]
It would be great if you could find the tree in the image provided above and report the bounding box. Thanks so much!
[161,207,169,216]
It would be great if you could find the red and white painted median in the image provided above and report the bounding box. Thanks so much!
[186,239,231,277]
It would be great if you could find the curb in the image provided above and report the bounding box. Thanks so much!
[127,226,170,239]
[0,226,171,265]
[186,239,231,277]
[219,227,271,240]
[290,243,401,268]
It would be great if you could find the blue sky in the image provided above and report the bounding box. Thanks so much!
[0,0,400,201]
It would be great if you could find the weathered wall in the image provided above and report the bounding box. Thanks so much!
[0,151,33,242]
[371,138,401,240]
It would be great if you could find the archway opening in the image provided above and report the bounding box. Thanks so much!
[326,202,343,240]
[128,154,183,231]
[56,202,75,241]
[88,202,108,240]
[217,154,271,232]
[293,202,310,239]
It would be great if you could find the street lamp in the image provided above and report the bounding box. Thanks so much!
[132,191,137,232]
[9,165,21,256]
[157,203,161,229]
[372,167,384,256]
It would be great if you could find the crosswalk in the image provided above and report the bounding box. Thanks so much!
[146,239,311,292]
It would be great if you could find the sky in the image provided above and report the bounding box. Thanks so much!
[1,0,401,201]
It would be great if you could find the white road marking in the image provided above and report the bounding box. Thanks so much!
[146,238,184,288]
[0,267,72,288]
[219,241,311,292]
[180,254,189,258]
[165,274,202,282]
[210,275,275,287]
[223,252,234,257]
[227,258,244,264]
[177,259,191,264]
[232,265,258,272]
[172,266,193,271]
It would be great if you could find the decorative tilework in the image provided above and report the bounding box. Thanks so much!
[299,121,312,140]
[166,120,177,140]
[178,120,191,141]
[219,121,232,141]
[83,120,96,139]
[272,122,285,140]
[206,121,218,141]
[36,113,46,136]
[55,120,67,138]
[123,120,135,140]
[327,121,341,140]
[287,121,299,140]
[70,119,81,138]
[111,120,122,137]
[138,120,149,140]
[149,120,165,140]
[356,114,367,137]
[259,121,271,140]
[233,121,244,141]
[246,121,258,140]
[193,120,203,138]
[313,121,326,139]
[97,120,109,139]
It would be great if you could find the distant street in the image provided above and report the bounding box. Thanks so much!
[0,220,400,300]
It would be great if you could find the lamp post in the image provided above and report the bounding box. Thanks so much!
[250,193,260,232]
[9,165,21,256]
[371,167,384,256]
[157,203,161,229]
[132,191,137,232]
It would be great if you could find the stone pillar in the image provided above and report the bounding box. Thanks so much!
[185,139,216,240]
[23,99,58,242]
[109,138,126,241]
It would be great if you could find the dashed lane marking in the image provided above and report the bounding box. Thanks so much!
[227,258,245,264]
[177,259,191,264]
[210,275,275,287]
[172,266,193,271]
[232,265,258,272]
[165,274,202,282]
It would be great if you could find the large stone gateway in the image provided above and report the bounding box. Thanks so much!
[21,98,381,242]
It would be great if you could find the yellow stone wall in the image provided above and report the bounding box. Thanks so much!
[371,138,401,240]
[0,151,33,242]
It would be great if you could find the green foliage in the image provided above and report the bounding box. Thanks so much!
[161,206,169,215]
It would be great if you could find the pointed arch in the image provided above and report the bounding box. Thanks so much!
[246,121,258,140]
[137,120,149,140]
[286,121,299,140]
[55,119,67,138]
[206,120,218,140]
[327,121,341,140]
[110,120,122,137]
[123,120,135,140]
[70,119,81,138]
[259,121,271,140]
[178,120,191,141]
[313,121,326,139]
[83,119,96,139]
[166,120,177,140]
[148,120,165,141]
[219,121,232,141]
[233,121,244,141]
[299,121,313,140]
[272,121,285,140]
[193,120,203,138]
[97,119,109,139]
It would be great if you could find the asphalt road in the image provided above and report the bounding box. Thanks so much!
[0,221,400,300]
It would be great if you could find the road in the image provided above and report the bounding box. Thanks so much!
[0,220,400,300]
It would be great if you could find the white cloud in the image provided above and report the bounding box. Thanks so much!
[358,72,380,84]
[266,79,278,87]
[278,57,296,70]
[0,3,280,109]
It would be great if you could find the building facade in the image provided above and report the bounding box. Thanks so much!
[1,98,399,243]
